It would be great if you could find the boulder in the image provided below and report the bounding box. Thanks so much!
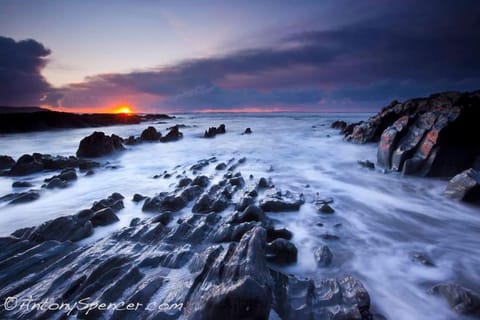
[431,283,480,315]
[0,155,15,170]
[140,126,161,141]
[243,128,252,134]
[445,168,480,203]
[76,131,125,158]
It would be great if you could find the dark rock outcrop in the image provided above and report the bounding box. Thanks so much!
[140,126,161,141]
[345,90,480,177]
[243,127,252,134]
[445,168,480,203]
[331,120,347,130]
[204,124,226,138]
[0,155,15,170]
[160,126,183,142]
[76,131,125,158]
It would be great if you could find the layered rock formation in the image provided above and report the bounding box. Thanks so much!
[340,90,480,178]
[0,172,374,320]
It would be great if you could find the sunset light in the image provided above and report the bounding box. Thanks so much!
[114,106,133,114]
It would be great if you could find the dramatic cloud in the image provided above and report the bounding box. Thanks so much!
[0,36,52,106]
[3,1,480,111]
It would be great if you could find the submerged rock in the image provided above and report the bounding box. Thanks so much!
[314,245,333,267]
[243,127,253,134]
[0,190,40,204]
[445,168,480,203]
[12,181,33,188]
[76,131,125,157]
[431,283,480,315]
[357,160,375,169]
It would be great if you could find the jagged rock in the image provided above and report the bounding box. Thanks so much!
[445,168,480,203]
[125,135,140,145]
[160,126,183,142]
[314,245,333,267]
[243,128,253,134]
[0,155,15,169]
[204,124,226,138]
[76,131,125,157]
[140,126,161,141]
[431,283,480,315]
[266,227,293,242]
[0,190,40,204]
[348,90,480,177]
[235,196,255,211]
[12,181,32,188]
[271,272,372,319]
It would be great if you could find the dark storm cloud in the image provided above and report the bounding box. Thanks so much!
[52,0,480,111]
[0,36,52,106]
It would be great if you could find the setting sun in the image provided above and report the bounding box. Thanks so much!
[114,106,133,114]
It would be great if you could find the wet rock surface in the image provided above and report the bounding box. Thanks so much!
[444,168,480,203]
[341,90,480,178]
[0,171,373,320]
[76,131,125,158]
[0,155,15,170]
[431,283,480,316]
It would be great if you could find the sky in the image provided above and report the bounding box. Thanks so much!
[0,0,479,113]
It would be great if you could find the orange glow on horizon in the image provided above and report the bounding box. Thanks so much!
[114,105,133,114]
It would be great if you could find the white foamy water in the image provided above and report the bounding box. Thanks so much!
[0,113,479,319]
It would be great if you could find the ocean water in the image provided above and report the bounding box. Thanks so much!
[0,112,479,320]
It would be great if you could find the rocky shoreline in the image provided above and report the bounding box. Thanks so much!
[0,92,479,319]
[333,90,480,205]
[0,110,174,134]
